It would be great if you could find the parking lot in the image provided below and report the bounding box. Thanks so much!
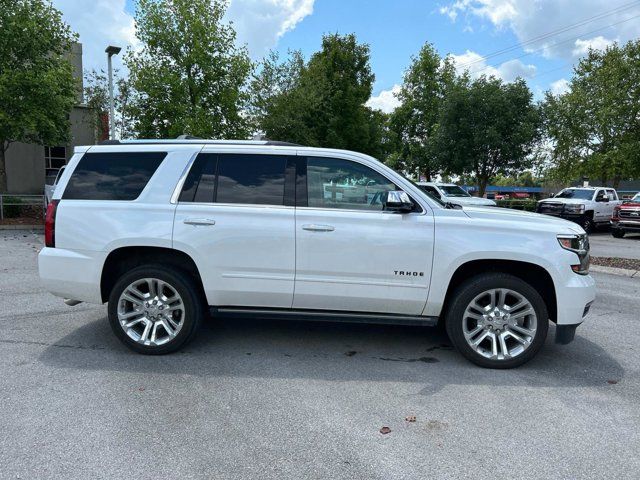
[1,230,639,480]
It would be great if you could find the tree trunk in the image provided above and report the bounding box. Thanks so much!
[478,176,488,197]
[612,175,621,190]
[0,143,7,193]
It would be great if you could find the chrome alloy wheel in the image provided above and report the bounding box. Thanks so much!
[462,288,537,361]
[117,278,185,346]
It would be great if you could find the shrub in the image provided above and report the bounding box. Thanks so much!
[496,199,538,212]
[1,196,24,218]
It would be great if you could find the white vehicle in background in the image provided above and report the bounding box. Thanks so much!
[536,187,621,233]
[44,166,65,207]
[38,139,595,369]
[417,182,497,207]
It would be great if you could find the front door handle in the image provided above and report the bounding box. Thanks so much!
[183,218,216,226]
[302,224,335,232]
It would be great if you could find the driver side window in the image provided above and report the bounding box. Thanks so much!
[307,157,397,211]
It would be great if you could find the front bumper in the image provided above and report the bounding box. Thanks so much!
[611,219,640,232]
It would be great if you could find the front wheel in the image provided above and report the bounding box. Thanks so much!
[445,273,549,369]
[580,215,594,233]
[107,265,205,354]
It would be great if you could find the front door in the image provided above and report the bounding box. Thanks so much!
[173,152,296,308]
[293,156,434,315]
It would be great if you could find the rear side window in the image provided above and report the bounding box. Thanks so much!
[63,152,166,200]
[179,153,290,206]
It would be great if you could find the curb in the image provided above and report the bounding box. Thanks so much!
[590,264,640,278]
[0,225,44,231]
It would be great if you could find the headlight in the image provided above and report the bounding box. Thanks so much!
[558,234,590,275]
[564,204,585,213]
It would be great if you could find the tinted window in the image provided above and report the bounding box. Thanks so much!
[179,154,217,203]
[307,157,397,211]
[63,152,166,200]
[555,188,594,200]
[216,154,287,205]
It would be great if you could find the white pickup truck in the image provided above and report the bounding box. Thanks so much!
[536,186,622,232]
[38,139,596,368]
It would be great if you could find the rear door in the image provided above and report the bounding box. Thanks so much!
[293,154,434,315]
[172,150,296,308]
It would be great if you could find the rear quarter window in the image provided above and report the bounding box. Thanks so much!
[63,152,166,200]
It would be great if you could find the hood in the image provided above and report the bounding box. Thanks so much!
[447,196,496,206]
[620,201,640,208]
[538,197,589,205]
[461,205,585,235]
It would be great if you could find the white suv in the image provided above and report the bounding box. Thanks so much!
[416,182,497,207]
[38,140,595,368]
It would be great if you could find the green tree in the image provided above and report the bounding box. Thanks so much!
[388,43,455,180]
[84,69,135,139]
[543,40,640,188]
[436,76,541,196]
[0,0,77,192]
[126,0,252,138]
[251,34,383,156]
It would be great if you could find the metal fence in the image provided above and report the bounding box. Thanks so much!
[0,194,46,221]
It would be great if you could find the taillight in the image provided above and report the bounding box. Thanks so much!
[45,200,59,247]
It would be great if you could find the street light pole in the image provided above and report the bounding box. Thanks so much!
[105,45,122,140]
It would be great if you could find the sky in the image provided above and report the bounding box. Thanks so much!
[52,0,640,113]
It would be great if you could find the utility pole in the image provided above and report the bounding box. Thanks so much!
[105,45,122,140]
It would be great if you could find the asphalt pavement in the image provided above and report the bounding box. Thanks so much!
[589,231,640,259]
[1,231,639,480]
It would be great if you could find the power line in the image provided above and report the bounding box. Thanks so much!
[466,12,640,76]
[456,0,640,69]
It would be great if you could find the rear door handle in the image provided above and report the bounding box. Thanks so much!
[302,224,335,232]
[183,218,216,226]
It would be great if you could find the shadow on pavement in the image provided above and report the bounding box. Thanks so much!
[39,314,624,395]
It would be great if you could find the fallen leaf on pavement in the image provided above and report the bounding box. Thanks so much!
[379,426,391,434]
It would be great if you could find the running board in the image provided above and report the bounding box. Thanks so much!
[210,307,438,327]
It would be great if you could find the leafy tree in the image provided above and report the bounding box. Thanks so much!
[84,69,135,139]
[0,0,77,192]
[388,43,455,180]
[435,76,541,196]
[251,34,383,156]
[126,0,252,138]
[543,40,640,188]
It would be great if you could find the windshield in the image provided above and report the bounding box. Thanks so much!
[555,189,594,200]
[632,193,640,202]
[440,185,471,197]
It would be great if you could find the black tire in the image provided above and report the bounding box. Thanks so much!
[107,265,205,354]
[612,228,625,238]
[580,214,594,233]
[445,273,549,369]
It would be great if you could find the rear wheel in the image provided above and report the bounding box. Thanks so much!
[445,273,549,369]
[612,228,625,238]
[108,265,204,354]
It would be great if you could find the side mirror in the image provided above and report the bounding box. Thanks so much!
[385,191,413,213]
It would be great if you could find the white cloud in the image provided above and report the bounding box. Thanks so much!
[450,50,536,81]
[550,78,570,96]
[439,0,640,60]
[52,0,315,75]
[52,0,135,73]
[572,35,616,57]
[226,0,315,58]
[366,84,401,113]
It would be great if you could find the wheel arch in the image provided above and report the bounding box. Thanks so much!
[100,246,205,303]
[440,259,557,324]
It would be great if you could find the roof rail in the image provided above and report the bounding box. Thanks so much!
[96,138,301,147]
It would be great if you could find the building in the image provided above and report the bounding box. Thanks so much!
[5,43,97,194]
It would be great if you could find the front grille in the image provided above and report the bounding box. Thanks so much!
[538,202,564,214]
[619,208,640,218]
